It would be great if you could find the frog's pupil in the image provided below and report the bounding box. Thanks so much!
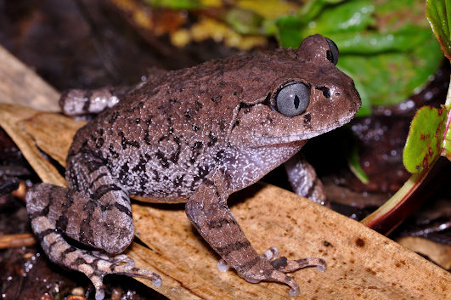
[294,95,300,109]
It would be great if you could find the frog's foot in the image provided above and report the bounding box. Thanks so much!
[260,246,326,273]
[218,246,325,273]
[217,246,281,272]
[83,251,161,300]
[239,247,326,296]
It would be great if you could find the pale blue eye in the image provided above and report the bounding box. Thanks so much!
[276,82,310,117]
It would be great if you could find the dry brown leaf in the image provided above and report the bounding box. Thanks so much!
[0,46,59,111]
[396,236,451,270]
[0,104,85,187]
[128,184,450,299]
[0,104,64,187]
[21,111,86,167]
[0,233,36,249]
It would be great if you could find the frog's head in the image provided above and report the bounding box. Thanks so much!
[229,34,361,147]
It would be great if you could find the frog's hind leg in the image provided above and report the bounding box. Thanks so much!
[26,162,161,299]
[59,86,130,117]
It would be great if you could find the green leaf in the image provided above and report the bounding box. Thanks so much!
[348,142,369,184]
[330,28,434,54]
[441,84,451,158]
[144,0,202,9]
[403,106,448,173]
[336,66,371,116]
[298,0,345,23]
[426,0,451,60]
[275,16,303,48]
[363,0,450,234]
[275,0,443,110]
[337,35,442,106]
[403,0,451,173]
[300,1,376,35]
[225,8,264,35]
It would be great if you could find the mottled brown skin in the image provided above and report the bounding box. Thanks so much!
[26,35,361,298]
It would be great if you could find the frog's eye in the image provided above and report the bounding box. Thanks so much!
[325,38,339,65]
[275,81,310,117]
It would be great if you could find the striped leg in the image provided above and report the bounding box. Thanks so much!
[26,153,161,299]
[59,86,129,117]
[59,69,168,117]
[185,172,326,296]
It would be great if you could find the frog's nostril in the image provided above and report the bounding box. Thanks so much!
[315,86,331,98]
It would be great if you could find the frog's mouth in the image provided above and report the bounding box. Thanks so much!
[268,111,358,145]
[307,112,355,138]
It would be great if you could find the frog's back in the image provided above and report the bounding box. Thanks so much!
[66,46,331,200]
[66,55,253,199]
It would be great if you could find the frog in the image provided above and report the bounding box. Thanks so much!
[26,34,361,299]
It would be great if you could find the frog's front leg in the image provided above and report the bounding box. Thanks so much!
[185,171,326,296]
[284,153,328,206]
[26,152,161,299]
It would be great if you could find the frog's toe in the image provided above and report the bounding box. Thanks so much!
[270,256,327,273]
[272,271,300,296]
[259,246,326,274]
[249,270,300,296]
[262,246,279,260]
[95,253,161,284]
[91,276,105,300]
[84,252,162,299]
[115,264,162,287]
[217,259,230,272]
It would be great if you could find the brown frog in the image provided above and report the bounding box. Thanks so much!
[26,34,361,299]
